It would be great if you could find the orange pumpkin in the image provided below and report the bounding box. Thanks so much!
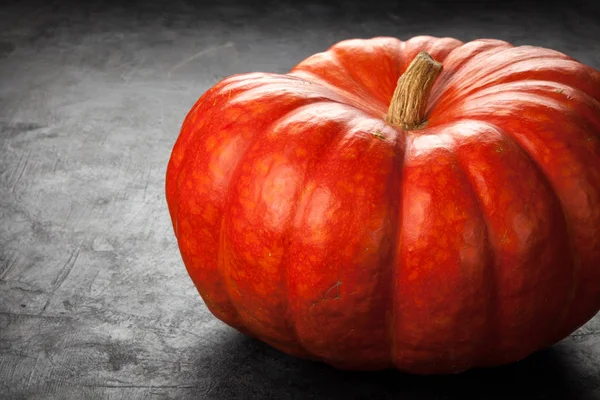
[165,36,600,374]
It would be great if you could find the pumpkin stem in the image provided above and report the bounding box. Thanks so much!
[385,52,443,130]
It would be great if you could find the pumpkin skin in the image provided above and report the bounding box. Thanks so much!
[165,35,600,374]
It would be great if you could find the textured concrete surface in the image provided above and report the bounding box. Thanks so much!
[1,0,600,398]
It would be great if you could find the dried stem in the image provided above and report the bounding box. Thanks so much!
[385,52,443,130]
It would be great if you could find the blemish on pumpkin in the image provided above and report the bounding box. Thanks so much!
[264,245,282,260]
[311,281,342,310]
[303,181,317,194]
[206,136,217,151]
[232,268,247,279]
[325,280,342,299]
[257,250,280,274]
[372,131,386,140]
[343,148,358,159]
[295,147,308,158]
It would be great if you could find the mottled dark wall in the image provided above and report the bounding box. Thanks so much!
[1,0,599,399]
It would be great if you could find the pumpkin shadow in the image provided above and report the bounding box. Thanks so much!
[191,331,579,399]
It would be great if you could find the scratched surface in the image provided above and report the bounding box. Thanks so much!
[1,0,600,399]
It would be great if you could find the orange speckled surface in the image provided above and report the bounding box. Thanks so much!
[166,36,600,374]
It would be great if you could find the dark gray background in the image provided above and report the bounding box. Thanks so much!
[1,0,599,398]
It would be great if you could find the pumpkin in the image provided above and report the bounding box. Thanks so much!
[165,35,600,374]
